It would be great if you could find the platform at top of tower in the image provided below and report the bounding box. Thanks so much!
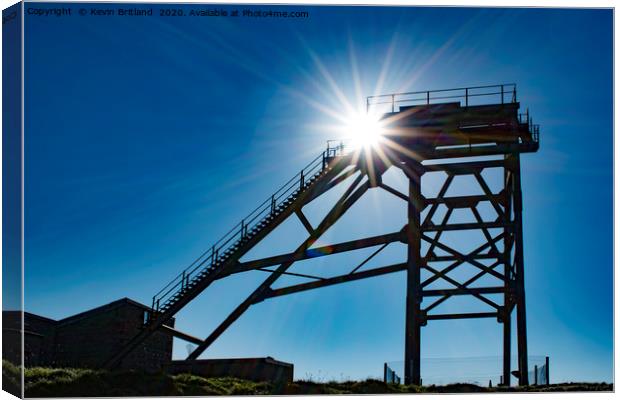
[368,84,540,160]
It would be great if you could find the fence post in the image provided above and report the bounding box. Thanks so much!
[426,91,430,105]
[300,171,304,190]
[240,220,245,239]
[391,94,395,112]
[534,364,538,386]
[545,356,550,385]
[383,363,387,383]
[501,84,504,104]
[182,271,186,290]
[465,88,469,107]
[271,195,276,215]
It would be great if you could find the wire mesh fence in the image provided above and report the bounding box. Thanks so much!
[528,357,550,386]
[383,363,402,384]
[384,355,549,387]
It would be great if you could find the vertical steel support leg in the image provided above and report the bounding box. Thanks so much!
[502,161,512,387]
[502,312,511,386]
[511,154,529,385]
[404,161,423,385]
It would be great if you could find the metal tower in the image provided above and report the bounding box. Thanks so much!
[103,84,539,387]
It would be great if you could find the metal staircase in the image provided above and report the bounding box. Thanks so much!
[148,142,350,320]
[104,141,353,369]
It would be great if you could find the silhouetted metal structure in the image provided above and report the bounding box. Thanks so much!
[103,84,539,387]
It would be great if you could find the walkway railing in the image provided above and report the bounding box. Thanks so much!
[367,84,517,113]
[519,111,540,144]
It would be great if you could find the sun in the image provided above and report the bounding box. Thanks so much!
[344,112,385,149]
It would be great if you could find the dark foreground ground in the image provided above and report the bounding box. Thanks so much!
[2,361,613,397]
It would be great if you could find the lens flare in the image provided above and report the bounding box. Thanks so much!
[344,112,384,149]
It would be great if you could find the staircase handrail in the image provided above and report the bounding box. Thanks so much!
[151,148,333,311]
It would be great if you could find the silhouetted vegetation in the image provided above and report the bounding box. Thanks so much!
[2,360,21,397]
[1,360,612,397]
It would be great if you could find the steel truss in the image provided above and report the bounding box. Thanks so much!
[105,85,537,388]
[399,154,529,386]
[105,151,530,387]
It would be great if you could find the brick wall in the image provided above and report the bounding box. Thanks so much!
[3,298,174,371]
[53,300,174,371]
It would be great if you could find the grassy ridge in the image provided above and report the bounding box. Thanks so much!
[2,361,612,397]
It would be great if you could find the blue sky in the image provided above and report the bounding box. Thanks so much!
[21,4,612,384]
[2,2,22,317]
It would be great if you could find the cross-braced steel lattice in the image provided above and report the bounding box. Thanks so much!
[400,155,530,386]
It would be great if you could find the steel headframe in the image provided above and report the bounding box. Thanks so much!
[105,84,537,388]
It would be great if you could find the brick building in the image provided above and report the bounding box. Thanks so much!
[3,298,174,371]
[3,298,294,383]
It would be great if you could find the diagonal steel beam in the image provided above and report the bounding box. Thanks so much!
[419,171,461,240]
[421,233,506,281]
[229,231,404,274]
[304,167,360,205]
[255,263,407,302]
[255,268,324,281]
[159,325,204,346]
[470,206,500,255]
[473,172,505,219]
[379,182,409,202]
[422,174,454,228]
[349,243,390,274]
[422,264,501,310]
[425,207,453,260]
[186,176,371,360]
[421,233,505,288]
[101,156,360,369]
[424,259,503,312]
[295,209,314,234]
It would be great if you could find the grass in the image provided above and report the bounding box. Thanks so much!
[2,360,612,397]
